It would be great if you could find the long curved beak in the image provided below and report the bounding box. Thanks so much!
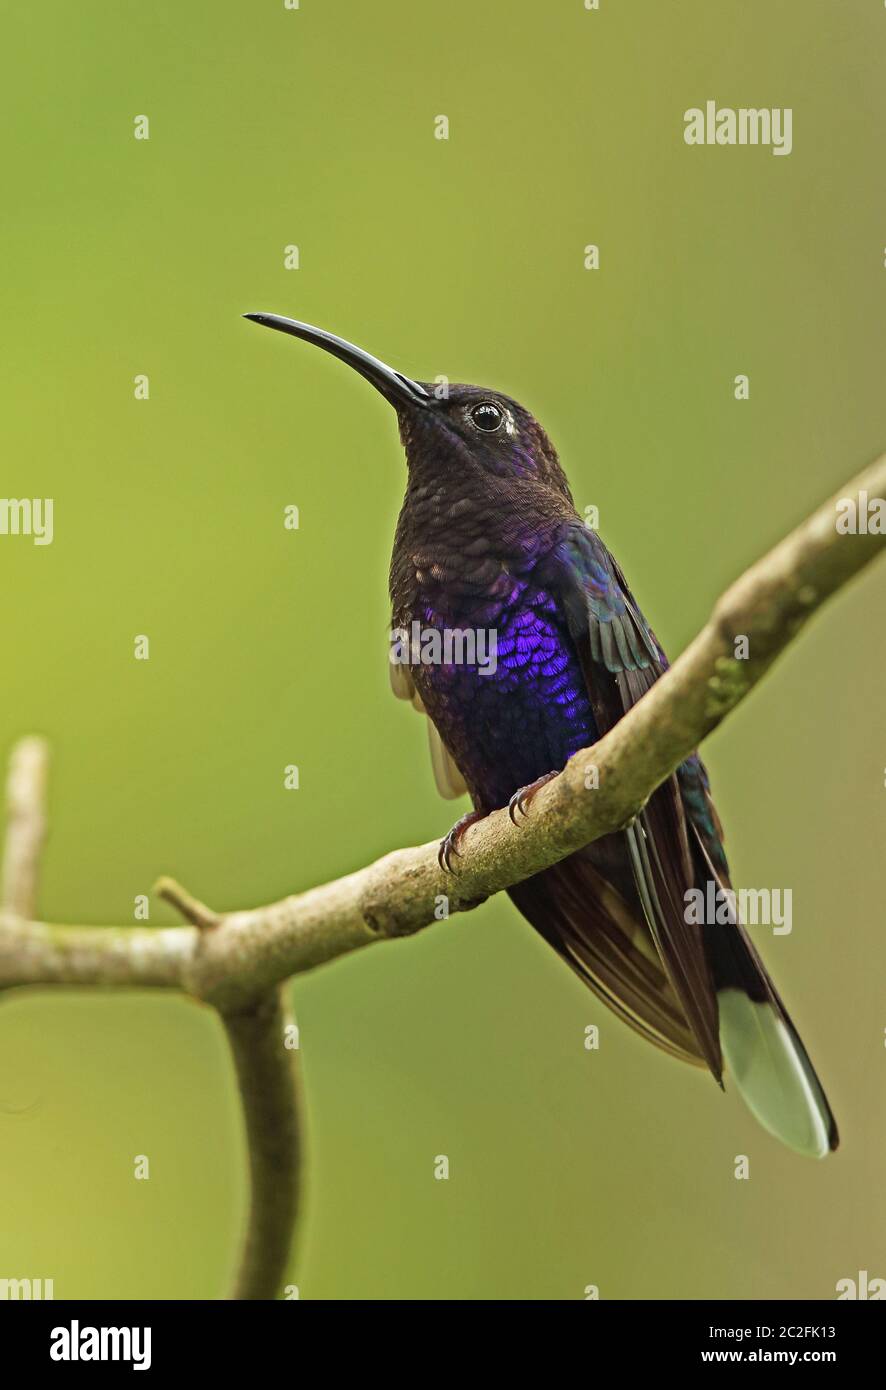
[243,313,430,409]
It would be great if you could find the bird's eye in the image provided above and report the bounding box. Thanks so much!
[469,401,504,433]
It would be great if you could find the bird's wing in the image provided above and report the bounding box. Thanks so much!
[389,654,467,799]
[508,845,706,1065]
[539,524,838,1154]
[540,524,723,1077]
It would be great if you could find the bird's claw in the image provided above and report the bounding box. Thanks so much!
[437,810,485,874]
[507,771,559,825]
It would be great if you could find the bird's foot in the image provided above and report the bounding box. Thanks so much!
[437,810,485,874]
[508,770,559,825]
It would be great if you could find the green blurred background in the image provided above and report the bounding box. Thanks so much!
[1,0,884,1300]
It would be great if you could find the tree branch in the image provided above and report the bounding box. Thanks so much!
[2,458,882,1002]
[0,454,883,1296]
[222,989,303,1300]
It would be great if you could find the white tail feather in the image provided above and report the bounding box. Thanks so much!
[718,989,831,1159]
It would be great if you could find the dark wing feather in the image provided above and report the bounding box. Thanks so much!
[508,847,704,1065]
[542,525,723,1078]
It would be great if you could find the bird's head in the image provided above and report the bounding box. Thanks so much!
[243,313,572,498]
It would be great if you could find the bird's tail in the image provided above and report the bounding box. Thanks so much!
[509,819,838,1158]
[693,835,839,1158]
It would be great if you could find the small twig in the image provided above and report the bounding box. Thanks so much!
[1,735,50,920]
[222,989,303,1300]
[154,875,220,931]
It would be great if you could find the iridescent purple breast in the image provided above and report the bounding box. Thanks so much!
[410,580,597,812]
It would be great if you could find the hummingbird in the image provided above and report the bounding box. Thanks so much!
[245,312,838,1159]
